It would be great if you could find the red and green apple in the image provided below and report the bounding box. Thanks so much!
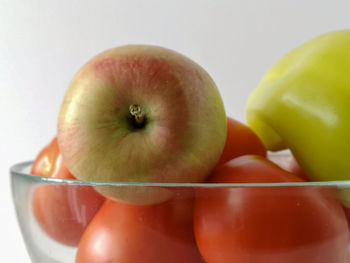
[57,45,227,204]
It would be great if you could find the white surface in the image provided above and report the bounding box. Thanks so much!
[1,0,350,262]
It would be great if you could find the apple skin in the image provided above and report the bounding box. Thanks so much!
[58,45,227,204]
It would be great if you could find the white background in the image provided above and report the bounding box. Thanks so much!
[1,0,350,262]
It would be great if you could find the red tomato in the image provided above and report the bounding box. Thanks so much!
[268,152,309,181]
[194,155,349,263]
[217,117,266,166]
[341,205,350,241]
[31,137,105,246]
[31,137,62,177]
[76,190,204,263]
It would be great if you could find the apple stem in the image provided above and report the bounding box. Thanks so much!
[129,104,145,126]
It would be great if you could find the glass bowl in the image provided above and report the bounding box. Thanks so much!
[10,160,350,263]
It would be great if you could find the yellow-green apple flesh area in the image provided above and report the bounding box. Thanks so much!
[58,45,227,204]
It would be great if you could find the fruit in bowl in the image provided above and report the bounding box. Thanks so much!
[10,31,350,263]
[57,45,227,204]
[11,161,350,263]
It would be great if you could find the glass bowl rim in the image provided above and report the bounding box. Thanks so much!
[10,160,350,188]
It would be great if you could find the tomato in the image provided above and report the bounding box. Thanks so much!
[217,117,266,166]
[76,190,204,263]
[31,137,105,246]
[343,253,350,263]
[268,152,309,181]
[194,155,349,263]
[336,188,350,240]
[343,205,350,229]
[31,137,61,177]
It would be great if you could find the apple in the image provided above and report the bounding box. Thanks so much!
[57,45,227,204]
